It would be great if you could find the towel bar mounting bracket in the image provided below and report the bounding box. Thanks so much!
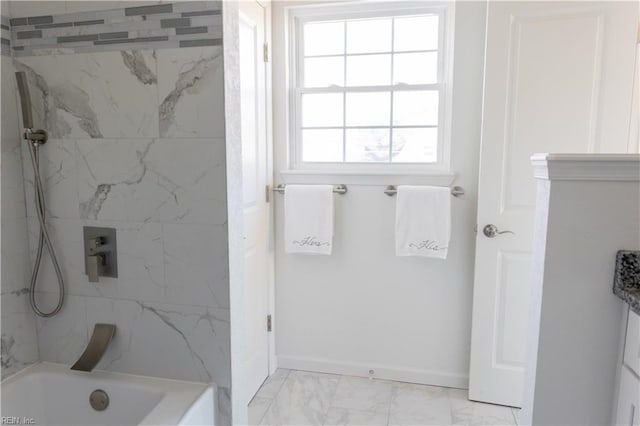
[273,184,348,195]
[384,185,465,197]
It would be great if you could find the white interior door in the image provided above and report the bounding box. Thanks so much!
[240,0,270,404]
[469,1,639,407]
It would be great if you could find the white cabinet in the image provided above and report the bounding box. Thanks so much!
[616,366,639,426]
[624,310,640,377]
[616,310,640,426]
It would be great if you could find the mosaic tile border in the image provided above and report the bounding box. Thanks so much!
[3,1,221,57]
[1,15,10,56]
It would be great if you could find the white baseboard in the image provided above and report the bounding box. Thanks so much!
[277,355,469,389]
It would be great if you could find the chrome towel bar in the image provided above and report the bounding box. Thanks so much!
[273,184,348,195]
[384,185,464,197]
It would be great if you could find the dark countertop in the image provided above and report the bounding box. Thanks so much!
[613,251,640,315]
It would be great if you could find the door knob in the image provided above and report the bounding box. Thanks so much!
[483,224,515,238]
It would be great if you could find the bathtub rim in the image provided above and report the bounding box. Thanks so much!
[0,361,216,426]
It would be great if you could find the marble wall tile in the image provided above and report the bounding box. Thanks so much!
[26,217,86,296]
[1,301,39,379]
[2,58,26,221]
[26,215,230,309]
[1,58,19,125]
[218,385,232,426]
[83,296,231,387]
[1,55,38,379]
[9,2,68,19]
[81,219,166,302]
[163,223,229,309]
[2,139,28,220]
[5,25,232,422]
[63,2,128,14]
[1,289,31,316]
[75,138,155,221]
[76,138,227,225]
[35,293,89,364]
[1,66,27,226]
[142,137,227,225]
[21,138,79,219]
[14,49,158,138]
[28,217,167,302]
[1,218,31,293]
[157,46,224,138]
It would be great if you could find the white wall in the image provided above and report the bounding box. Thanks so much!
[272,1,487,387]
[523,154,640,425]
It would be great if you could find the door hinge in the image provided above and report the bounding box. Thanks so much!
[263,43,269,63]
[267,314,272,332]
[265,185,270,203]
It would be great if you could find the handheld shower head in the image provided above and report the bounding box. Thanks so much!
[15,71,34,129]
[15,71,47,143]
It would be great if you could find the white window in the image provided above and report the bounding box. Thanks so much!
[288,3,454,172]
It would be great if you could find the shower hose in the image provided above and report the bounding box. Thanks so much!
[26,140,65,317]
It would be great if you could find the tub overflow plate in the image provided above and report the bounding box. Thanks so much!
[89,389,110,411]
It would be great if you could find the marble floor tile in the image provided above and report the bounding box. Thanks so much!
[255,368,290,399]
[324,407,388,426]
[448,388,516,426]
[331,375,393,414]
[249,396,272,425]
[448,388,475,425]
[389,382,452,426]
[469,402,516,426]
[512,408,521,425]
[260,370,340,426]
[253,369,520,426]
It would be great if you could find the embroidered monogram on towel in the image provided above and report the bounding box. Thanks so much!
[408,240,448,252]
[292,236,331,248]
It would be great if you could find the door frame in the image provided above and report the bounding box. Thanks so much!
[228,0,275,422]
[239,0,276,392]
[261,0,277,377]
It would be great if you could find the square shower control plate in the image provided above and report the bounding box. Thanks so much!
[83,226,118,279]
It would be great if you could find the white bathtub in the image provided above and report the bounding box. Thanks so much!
[1,362,215,426]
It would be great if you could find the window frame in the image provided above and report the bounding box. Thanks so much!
[286,2,455,174]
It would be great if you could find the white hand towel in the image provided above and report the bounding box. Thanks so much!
[395,185,451,259]
[285,184,334,255]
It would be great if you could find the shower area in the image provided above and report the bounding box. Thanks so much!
[1,1,239,424]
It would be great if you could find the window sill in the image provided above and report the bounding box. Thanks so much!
[278,169,457,186]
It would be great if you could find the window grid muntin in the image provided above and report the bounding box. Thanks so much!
[389,17,395,163]
[342,20,347,162]
[294,9,447,167]
[297,86,443,164]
